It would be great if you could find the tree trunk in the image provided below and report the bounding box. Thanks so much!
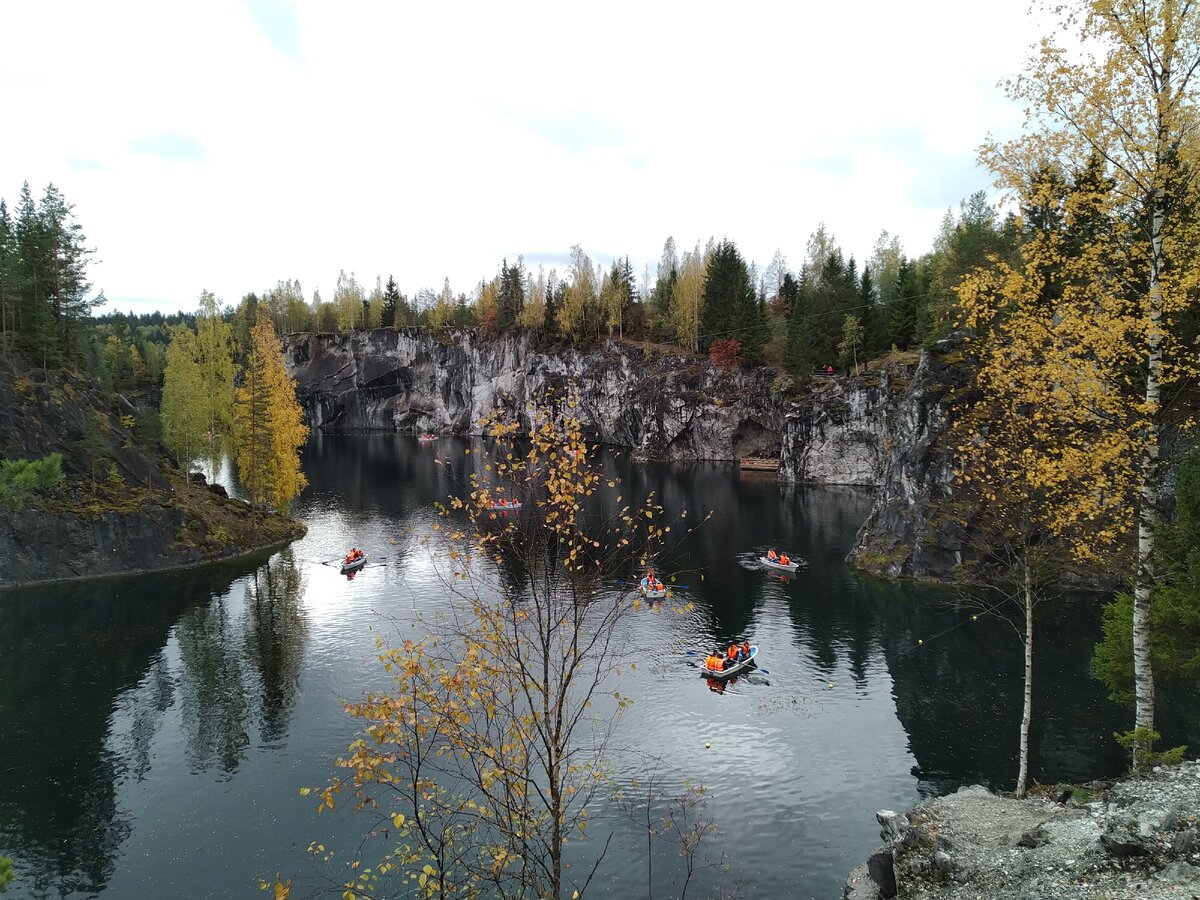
[1133,189,1165,767]
[1017,552,1034,797]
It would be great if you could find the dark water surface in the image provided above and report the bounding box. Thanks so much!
[2,435,1194,899]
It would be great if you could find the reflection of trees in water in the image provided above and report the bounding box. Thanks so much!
[242,547,308,743]
[124,650,176,784]
[0,559,268,896]
[871,592,1141,793]
[175,549,308,773]
[175,596,251,775]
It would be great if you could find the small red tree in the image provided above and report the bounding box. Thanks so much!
[708,338,742,368]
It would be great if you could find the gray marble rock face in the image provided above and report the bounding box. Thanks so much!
[282,329,960,577]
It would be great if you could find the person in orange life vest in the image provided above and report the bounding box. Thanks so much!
[740,641,751,661]
[780,554,790,566]
[767,549,778,561]
[706,651,724,671]
[725,644,739,669]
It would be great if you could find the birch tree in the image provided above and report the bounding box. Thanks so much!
[161,327,207,476]
[953,168,1134,792]
[981,0,1200,762]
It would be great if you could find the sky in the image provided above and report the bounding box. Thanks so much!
[0,0,1050,316]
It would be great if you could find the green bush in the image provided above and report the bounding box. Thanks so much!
[0,853,13,891]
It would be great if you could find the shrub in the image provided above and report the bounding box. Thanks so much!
[1114,726,1187,771]
[0,454,64,512]
[708,338,742,368]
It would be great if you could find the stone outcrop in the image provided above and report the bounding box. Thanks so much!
[0,361,304,588]
[844,345,965,580]
[844,761,1200,900]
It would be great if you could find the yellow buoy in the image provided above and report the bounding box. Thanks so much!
[918,639,924,645]
[705,742,711,749]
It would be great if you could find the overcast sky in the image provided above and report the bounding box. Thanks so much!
[0,1,1048,316]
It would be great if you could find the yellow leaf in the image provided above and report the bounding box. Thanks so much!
[392,812,405,828]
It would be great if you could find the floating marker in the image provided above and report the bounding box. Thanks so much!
[918,639,924,645]
[705,742,711,749]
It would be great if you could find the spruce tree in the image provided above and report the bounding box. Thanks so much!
[859,266,885,355]
[497,259,525,329]
[783,272,811,372]
[699,240,758,358]
[888,258,921,349]
[0,200,12,355]
[381,275,400,327]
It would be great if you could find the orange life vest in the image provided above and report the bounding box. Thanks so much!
[768,550,777,560]
[727,645,738,660]
[706,655,722,670]
[780,555,790,566]
[741,642,751,657]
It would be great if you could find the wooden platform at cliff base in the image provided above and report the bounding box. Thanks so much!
[739,457,778,473]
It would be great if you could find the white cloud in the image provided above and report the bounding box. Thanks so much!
[0,0,1046,315]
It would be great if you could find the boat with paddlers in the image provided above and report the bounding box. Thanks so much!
[761,551,800,572]
[700,646,758,681]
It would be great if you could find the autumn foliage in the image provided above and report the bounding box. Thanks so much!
[707,338,742,368]
[307,392,711,899]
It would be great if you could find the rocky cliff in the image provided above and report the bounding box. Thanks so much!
[0,361,304,588]
[282,329,785,461]
[283,329,959,575]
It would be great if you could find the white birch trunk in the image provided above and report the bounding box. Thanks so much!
[1132,191,1165,766]
[1017,553,1033,797]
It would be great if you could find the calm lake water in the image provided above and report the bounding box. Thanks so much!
[2,435,1196,899]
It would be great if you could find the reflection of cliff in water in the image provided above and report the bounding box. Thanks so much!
[0,560,257,895]
[870,590,1194,795]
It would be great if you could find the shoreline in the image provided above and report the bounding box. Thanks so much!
[0,524,306,594]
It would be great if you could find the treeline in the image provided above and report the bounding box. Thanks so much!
[4,178,1026,390]
[221,192,1018,376]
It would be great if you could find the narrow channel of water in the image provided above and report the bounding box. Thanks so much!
[1,434,1194,899]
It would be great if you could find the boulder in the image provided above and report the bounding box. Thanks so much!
[1099,821,1154,857]
[865,847,897,898]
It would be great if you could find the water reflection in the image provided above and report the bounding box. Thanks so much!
[0,434,1195,900]
[0,551,303,896]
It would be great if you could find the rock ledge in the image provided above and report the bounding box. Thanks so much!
[845,761,1200,899]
